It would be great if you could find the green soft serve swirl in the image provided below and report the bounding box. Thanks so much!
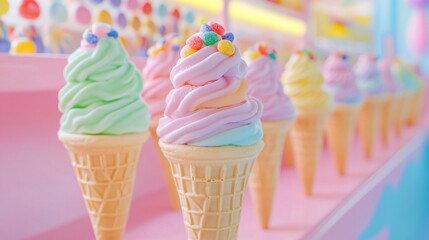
[59,37,150,135]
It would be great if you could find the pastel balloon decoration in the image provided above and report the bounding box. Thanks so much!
[10,38,36,54]
[97,9,112,24]
[141,1,152,15]
[117,12,127,28]
[0,22,10,53]
[0,0,9,16]
[130,15,141,31]
[49,0,68,23]
[110,0,121,7]
[19,0,41,20]
[89,0,103,4]
[406,0,429,56]
[171,8,180,20]
[183,10,194,24]
[72,3,91,25]
[156,2,167,18]
[144,19,156,34]
[125,0,138,10]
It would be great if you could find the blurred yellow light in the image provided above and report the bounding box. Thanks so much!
[170,0,306,36]
[170,0,222,13]
[230,2,305,36]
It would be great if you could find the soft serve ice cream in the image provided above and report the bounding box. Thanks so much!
[157,22,263,146]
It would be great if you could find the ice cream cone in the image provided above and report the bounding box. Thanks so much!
[159,141,264,240]
[407,90,424,126]
[357,96,382,160]
[401,91,414,127]
[58,131,149,240]
[325,104,359,176]
[283,133,294,168]
[149,121,181,210]
[393,93,405,136]
[379,95,395,147]
[249,120,293,229]
[290,110,329,196]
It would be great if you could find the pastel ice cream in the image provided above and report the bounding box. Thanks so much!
[282,49,331,111]
[244,43,295,121]
[377,57,398,94]
[59,23,150,134]
[157,22,263,146]
[354,53,384,96]
[324,52,362,104]
[142,34,183,121]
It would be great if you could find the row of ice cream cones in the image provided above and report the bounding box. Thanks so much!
[57,22,427,240]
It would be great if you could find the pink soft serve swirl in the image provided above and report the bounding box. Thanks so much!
[157,45,263,144]
[142,49,179,120]
[246,56,295,120]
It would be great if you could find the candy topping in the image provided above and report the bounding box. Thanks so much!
[148,33,184,57]
[181,22,235,58]
[201,31,219,46]
[244,42,277,61]
[294,48,315,61]
[217,40,235,56]
[81,23,118,48]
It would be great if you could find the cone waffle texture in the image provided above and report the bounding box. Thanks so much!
[393,93,405,136]
[357,96,382,160]
[249,120,293,229]
[149,121,181,210]
[379,95,395,147]
[159,141,264,240]
[325,104,359,176]
[290,110,329,196]
[401,92,414,127]
[58,131,149,240]
[283,132,294,168]
[407,90,424,126]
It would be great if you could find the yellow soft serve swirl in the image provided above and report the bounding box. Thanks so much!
[282,49,331,111]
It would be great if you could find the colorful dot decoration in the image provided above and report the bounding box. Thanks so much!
[181,22,235,58]
[333,51,349,61]
[81,23,119,48]
[244,43,277,61]
[147,33,185,57]
[294,48,315,61]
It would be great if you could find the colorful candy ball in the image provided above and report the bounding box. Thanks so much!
[142,1,152,15]
[180,45,197,58]
[0,0,9,16]
[201,32,219,46]
[217,40,235,56]
[97,9,112,24]
[117,12,127,28]
[10,38,36,54]
[222,32,234,42]
[110,0,121,7]
[186,35,203,50]
[0,38,10,53]
[19,0,41,20]
[200,24,211,33]
[209,22,225,36]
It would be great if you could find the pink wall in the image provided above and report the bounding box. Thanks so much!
[0,91,164,240]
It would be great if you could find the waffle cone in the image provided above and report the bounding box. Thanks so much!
[58,131,149,240]
[290,109,329,196]
[393,93,405,136]
[159,141,264,240]
[407,90,424,126]
[325,104,359,176]
[357,96,382,160]
[249,120,293,229]
[283,133,294,168]
[379,95,395,147]
[149,122,181,210]
[402,92,414,126]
